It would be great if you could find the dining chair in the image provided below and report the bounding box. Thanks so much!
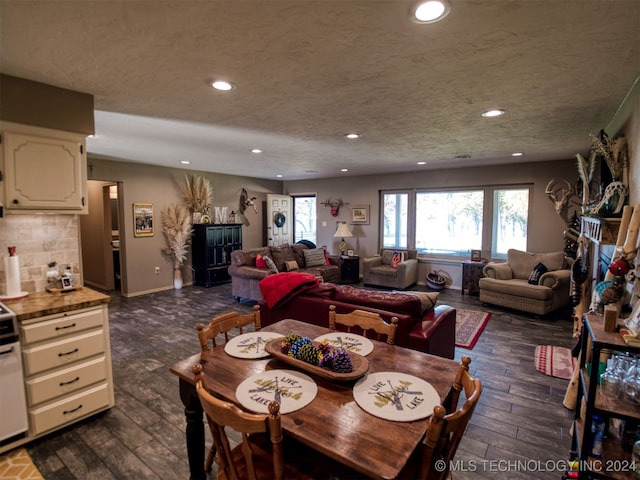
[196,305,261,352]
[400,355,482,480]
[192,364,334,480]
[328,305,398,344]
[195,305,260,472]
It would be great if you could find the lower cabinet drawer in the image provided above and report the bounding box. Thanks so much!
[25,356,108,406]
[29,383,111,436]
[22,329,105,376]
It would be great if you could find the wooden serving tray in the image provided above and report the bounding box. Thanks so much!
[264,337,369,382]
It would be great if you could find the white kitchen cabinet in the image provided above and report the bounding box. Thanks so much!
[19,304,114,436]
[0,121,88,213]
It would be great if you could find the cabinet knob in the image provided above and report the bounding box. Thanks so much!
[12,199,19,205]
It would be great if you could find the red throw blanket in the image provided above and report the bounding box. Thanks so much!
[259,272,320,309]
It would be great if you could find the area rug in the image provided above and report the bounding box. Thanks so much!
[0,448,44,480]
[455,308,491,349]
[534,345,576,380]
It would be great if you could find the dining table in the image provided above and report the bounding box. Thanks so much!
[169,318,460,480]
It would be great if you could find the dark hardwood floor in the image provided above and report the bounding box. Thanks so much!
[23,283,576,479]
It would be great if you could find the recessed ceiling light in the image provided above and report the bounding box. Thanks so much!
[251,148,262,154]
[344,133,360,139]
[417,161,427,165]
[276,174,283,178]
[511,152,524,156]
[181,160,190,165]
[211,80,235,91]
[481,109,505,117]
[341,168,349,172]
[412,1,451,23]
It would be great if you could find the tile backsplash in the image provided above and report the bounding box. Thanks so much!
[0,214,81,296]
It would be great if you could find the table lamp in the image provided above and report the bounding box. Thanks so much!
[334,222,353,255]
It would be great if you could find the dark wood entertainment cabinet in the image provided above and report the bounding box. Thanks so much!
[191,224,242,287]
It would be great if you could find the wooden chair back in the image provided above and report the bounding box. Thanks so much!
[193,364,284,480]
[411,356,482,480]
[328,305,398,344]
[196,305,261,352]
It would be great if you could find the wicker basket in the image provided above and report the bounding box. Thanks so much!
[426,270,446,291]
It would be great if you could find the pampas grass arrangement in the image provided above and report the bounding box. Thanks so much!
[589,132,628,180]
[161,204,193,269]
[181,174,213,214]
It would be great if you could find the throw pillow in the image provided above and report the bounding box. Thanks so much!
[324,248,330,266]
[391,251,403,269]
[263,256,279,274]
[285,260,299,272]
[303,248,327,267]
[528,262,548,285]
[270,244,296,272]
[255,254,267,269]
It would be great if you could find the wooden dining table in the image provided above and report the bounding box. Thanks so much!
[169,319,460,480]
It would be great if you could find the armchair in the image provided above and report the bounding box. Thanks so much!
[363,249,419,290]
[478,248,572,315]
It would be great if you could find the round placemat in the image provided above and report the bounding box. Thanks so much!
[235,369,318,414]
[224,332,283,359]
[313,332,374,356]
[353,372,440,422]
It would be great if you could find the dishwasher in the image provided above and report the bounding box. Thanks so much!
[0,301,28,444]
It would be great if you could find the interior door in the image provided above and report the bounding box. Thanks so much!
[266,194,293,246]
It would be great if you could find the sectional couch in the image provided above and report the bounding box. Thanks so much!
[228,243,340,301]
[258,282,456,359]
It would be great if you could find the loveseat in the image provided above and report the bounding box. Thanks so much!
[259,282,456,359]
[478,248,572,316]
[228,244,340,301]
[363,249,419,289]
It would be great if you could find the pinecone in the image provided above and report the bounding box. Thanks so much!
[288,336,312,358]
[297,344,321,365]
[331,348,354,373]
[281,334,303,355]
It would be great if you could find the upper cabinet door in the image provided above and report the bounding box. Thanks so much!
[1,122,88,213]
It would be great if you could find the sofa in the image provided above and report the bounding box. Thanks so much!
[259,282,456,359]
[363,249,419,289]
[228,243,340,301]
[478,248,572,316]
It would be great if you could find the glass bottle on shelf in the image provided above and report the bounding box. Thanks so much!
[622,357,640,405]
[600,357,622,399]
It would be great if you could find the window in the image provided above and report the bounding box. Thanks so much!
[380,185,530,259]
[416,190,483,256]
[492,188,529,258]
[293,195,316,244]
[382,192,408,248]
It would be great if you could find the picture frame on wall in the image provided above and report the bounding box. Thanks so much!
[471,250,482,262]
[133,203,154,237]
[351,205,369,224]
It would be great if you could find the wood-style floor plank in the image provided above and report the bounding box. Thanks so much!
[24,284,576,479]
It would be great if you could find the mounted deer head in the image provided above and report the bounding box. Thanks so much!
[323,198,345,216]
[545,179,573,214]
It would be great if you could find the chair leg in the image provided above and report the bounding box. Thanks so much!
[204,445,216,473]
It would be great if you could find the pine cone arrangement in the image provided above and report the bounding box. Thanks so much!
[297,343,322,365]
[280,333,354,373]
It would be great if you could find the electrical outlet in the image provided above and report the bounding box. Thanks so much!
[154,267,160,275]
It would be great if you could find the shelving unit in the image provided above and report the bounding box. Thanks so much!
[572,313,640,479]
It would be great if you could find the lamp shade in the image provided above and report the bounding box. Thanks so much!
[334,222,353,238]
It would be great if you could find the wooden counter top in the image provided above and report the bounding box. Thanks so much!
[4,288,111,321]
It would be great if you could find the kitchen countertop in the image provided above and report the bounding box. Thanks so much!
[4,287,111,321]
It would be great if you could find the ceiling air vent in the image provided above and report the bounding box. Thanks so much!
[453,154,471,159]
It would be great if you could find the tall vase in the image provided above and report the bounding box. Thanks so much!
[173,267,183,289]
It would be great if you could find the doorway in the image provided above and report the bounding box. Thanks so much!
[80,181,122,292]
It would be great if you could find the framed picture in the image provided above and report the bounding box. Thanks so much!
[61,276,73,290]
[351,205,369,225]
[133,203,154,237]
[471,250,482,262]
[347,249,355,257]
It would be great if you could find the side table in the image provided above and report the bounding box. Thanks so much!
[461,260,486,295]
[339,255,360,284]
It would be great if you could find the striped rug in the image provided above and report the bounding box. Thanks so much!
[535,345,576,380]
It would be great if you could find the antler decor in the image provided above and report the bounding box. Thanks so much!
[545,179,573,214]
[323,198,347,216]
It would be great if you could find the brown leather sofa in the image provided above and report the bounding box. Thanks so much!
[259,283,456,359]
[229,243,340,301]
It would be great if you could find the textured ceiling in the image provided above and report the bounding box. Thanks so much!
[1,0,639,180]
